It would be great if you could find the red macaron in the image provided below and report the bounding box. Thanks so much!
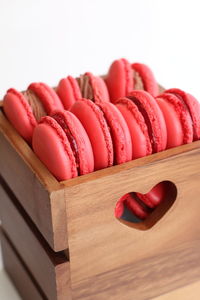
[96,102,132,164]
[3,83,64,143]
[32,110,94,181]
[105,58,133,103]
[70,98,113,170]
[56,76,82,110]
[105,58,159,102]
[57,72,110,110]
[116,90,167,158]
[165,88,200,141]
[115,183,167,220]
[156,92,193,148]
[115,193,150,220]
[132,63,159,98]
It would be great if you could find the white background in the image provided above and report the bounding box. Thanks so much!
[0,0,200,298]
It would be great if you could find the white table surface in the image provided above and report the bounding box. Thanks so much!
[0,246,21,300]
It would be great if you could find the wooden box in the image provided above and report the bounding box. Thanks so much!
[1,101,200,300]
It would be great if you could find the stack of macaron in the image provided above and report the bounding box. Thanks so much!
[3,58,200,222]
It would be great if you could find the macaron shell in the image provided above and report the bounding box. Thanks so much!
[97,102,132,164]
[132,63,159,97]
[156,93,193,148]
[28,82,64,114]
[3,89,37,143]
[128,90,167,152]
[70,99,113,170]
[105,58,133,103]
[166,88,200,141]
[56,76,81,110]
[116,98,152,159]
[32,116,77,181]
[51,110,94,175]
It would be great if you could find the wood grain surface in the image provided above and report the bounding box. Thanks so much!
[63,141,200,299]
[152,280,200,300]
[0,179,71,300]
[0,228,46,300]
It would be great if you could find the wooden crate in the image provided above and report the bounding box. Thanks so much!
[1,103,200,299]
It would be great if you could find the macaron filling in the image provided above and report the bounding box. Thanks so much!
[22,90,46,121]
[129,96,157,152]
[52,114,80,174]
[133,70,144,90]
[77,75,94,101]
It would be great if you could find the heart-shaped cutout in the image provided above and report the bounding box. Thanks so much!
[115,181,177,230]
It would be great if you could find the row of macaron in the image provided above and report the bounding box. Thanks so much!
[3,59,159,144]
[3,59,200,221]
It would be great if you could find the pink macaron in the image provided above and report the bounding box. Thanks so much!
[32,110,94,181]
[56,76,82,110]
[3,83,64,143]
[132,63,159,98]
[115,193,150,220]
[105,58,159,102]
[165,88,200,141]
[57,72,110,110]
[156,92,193,148]
[116,90,167,158]
[70,98,113,170]
[96,102,132,164]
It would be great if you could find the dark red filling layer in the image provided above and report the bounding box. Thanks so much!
[52,114,80,174]
[129,96,157,153]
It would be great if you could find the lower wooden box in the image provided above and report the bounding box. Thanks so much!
[2,227,200,300]
[0,178,71,300]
